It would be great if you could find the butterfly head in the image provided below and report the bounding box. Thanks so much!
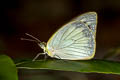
[38,42,46,49]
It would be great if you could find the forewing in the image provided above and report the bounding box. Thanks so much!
[47,12,97,60]
[73,12,97,36]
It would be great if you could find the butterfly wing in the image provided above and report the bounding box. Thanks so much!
[73,12,97,36]
[46,12,97,60]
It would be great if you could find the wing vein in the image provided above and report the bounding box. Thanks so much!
[62,52,87,57]
[61,49,90,55]
[58,26,71,46]
[63,27,76,40]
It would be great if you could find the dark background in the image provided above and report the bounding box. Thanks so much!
[1,0,120,80]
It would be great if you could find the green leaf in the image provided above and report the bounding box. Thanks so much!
[0,55,18,80]
[16,59,120,75]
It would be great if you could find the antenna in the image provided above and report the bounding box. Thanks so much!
[21,33,41,43]
[25,33,41,43]
[21,38,37,42]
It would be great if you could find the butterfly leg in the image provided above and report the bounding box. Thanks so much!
[43,53,48,61]
[54,54,69,63]
[32,53,45,61]
[54,54,61,59]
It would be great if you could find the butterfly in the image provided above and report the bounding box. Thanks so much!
[22,12,97,61]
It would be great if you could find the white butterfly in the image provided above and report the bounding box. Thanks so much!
[23,12,97,61]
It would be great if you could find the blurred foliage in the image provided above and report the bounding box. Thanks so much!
[103,47,120,59]
[2,54,120,80]
[0,55,18,80]
[19,69,69,80]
